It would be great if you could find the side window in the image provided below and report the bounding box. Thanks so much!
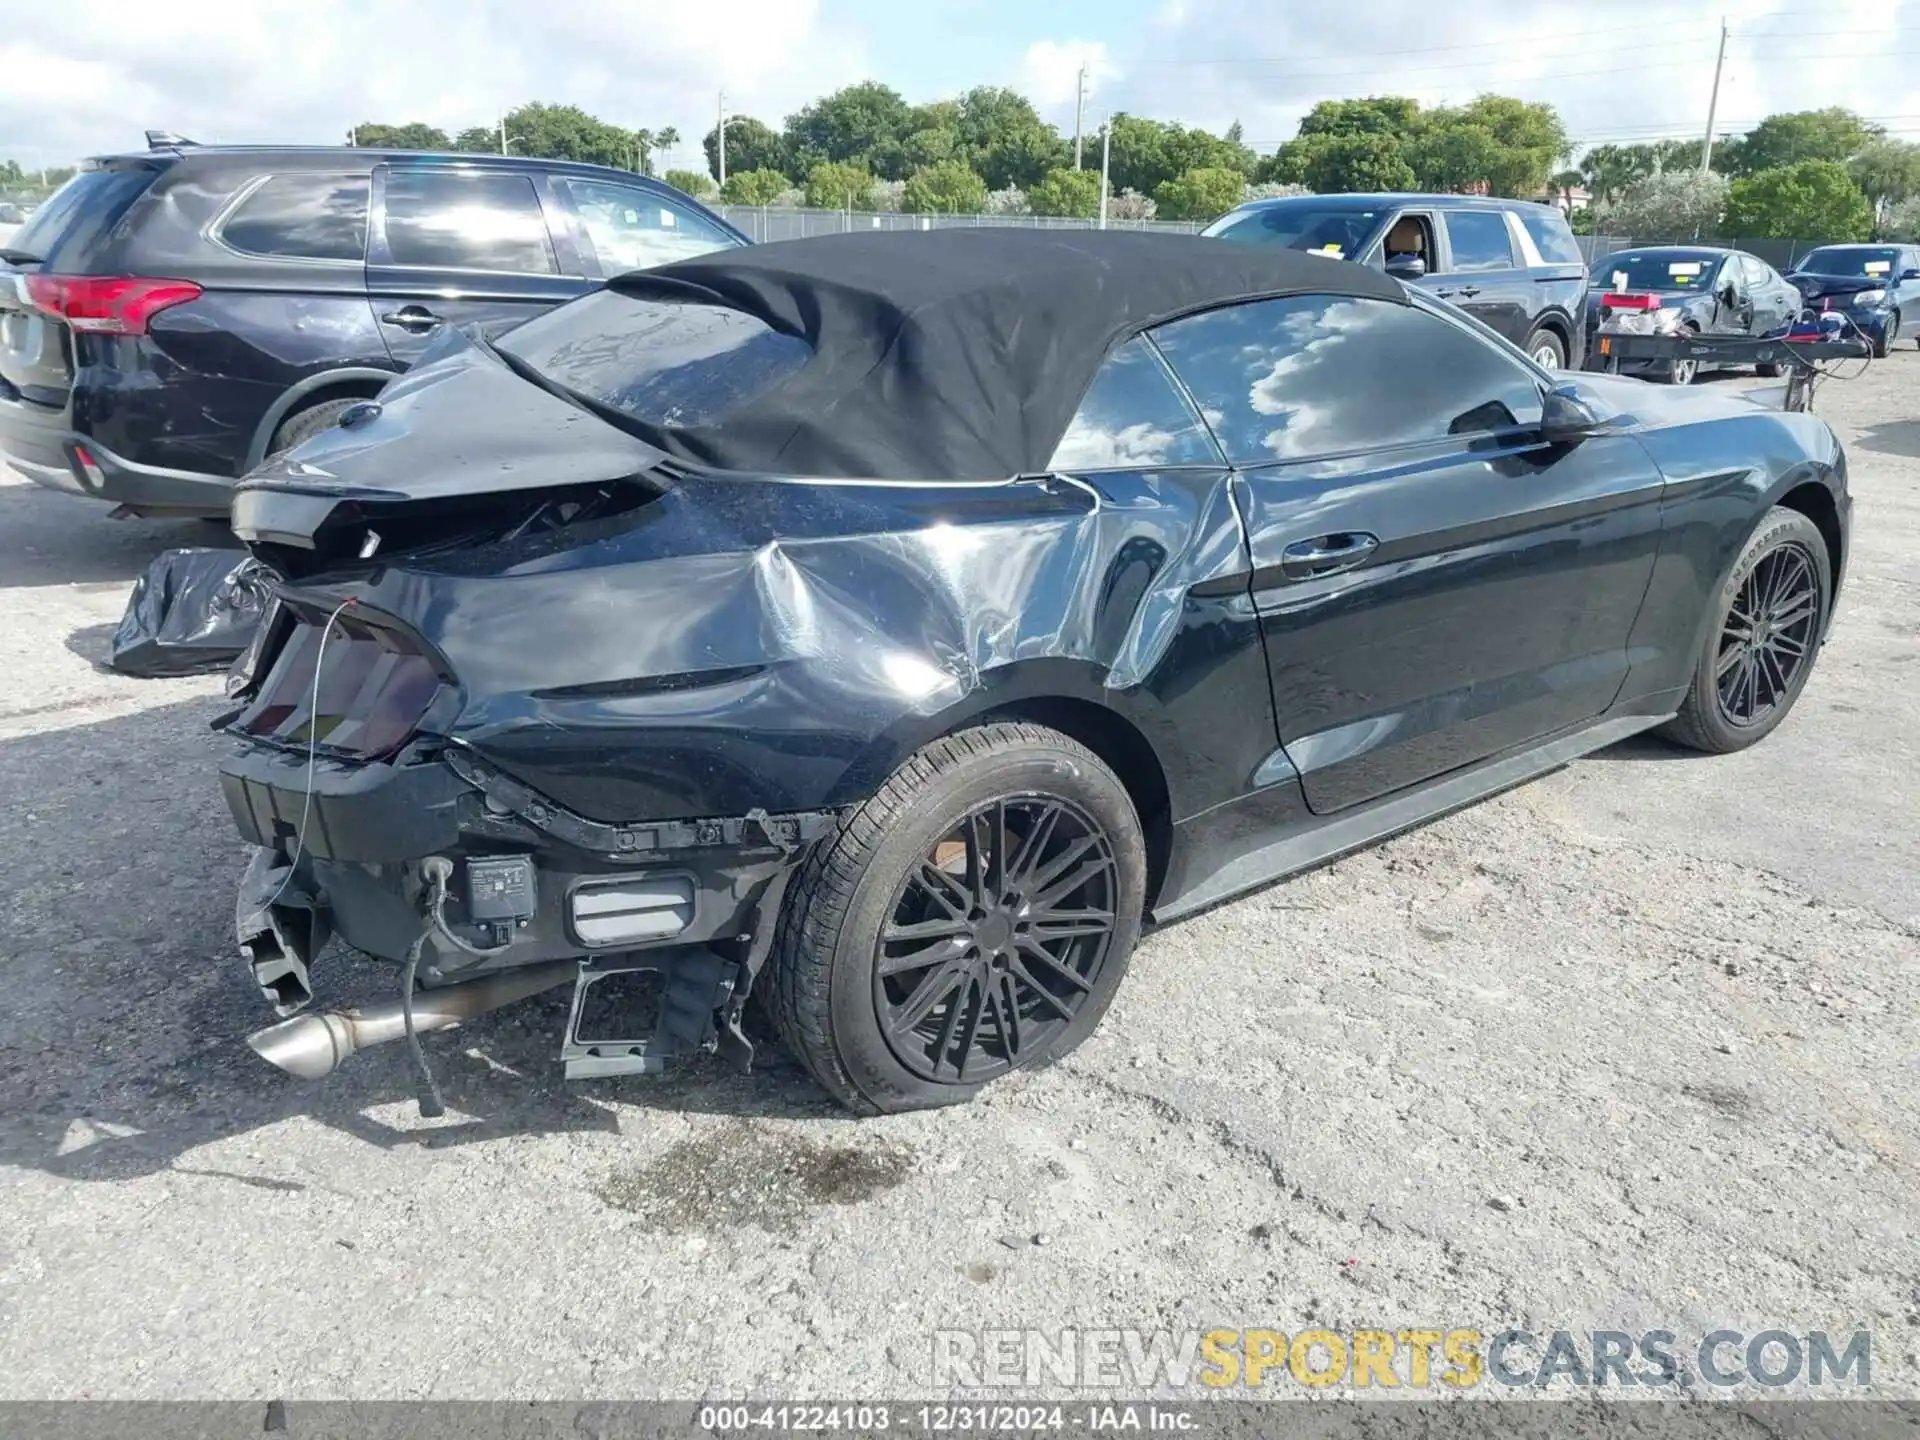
[1152,295,1543,466]
[1519,208,1585,266]
[1049,337,1222,472]
[1444,210,1517,272]
[221,174,370,262]
[560,178,738,274]
[382,170,556,274]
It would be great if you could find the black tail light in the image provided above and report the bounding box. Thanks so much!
[231,609,446,761]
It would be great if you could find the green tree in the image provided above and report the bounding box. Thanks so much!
[1297,96,1423,138]
[784,81,917,179]
[1446,95,1566,197]
[1601,170,1729,238]
[1405,119,1501,194]
[720,168,791,205]
[1721,108,1880,177]
[664,168,716,199]
[1028,167,1103,218]
[703,116,786,183]
[352,122,451,149]
[1161,123,1256,180]
[1152,166,1247,221]
[902,159,988,214]
[495,103,637,168]
[805,160,873,209]
[953,86,1067,189]
[1849,138,1920,212]
[1271,131,1415,192]
[453,126,499,153]
[1724,160,1874,240]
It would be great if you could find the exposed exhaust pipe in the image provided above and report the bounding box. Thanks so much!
[247,960,575,1080]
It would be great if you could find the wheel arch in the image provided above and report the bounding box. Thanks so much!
[243,367,399,471]
[1773,478,1844,617]
[830,660,1178,912]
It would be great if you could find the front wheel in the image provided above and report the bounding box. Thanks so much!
[1872,311,1896,359]
[1658,506,1829,754]
[769,722,1146,1114]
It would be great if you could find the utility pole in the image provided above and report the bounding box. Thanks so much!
[1700,16,1728,173]
[717,91,728,189]
[1073,64,1088,169]
[1098,117,1111,229]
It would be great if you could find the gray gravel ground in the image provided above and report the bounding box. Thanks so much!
[0,354,1916,1410]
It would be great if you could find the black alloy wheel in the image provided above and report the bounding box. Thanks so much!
[768,721,1145,1115]
[1714,540,1820,729]
[874,795,1120,1084]
[1659,505,1830,755]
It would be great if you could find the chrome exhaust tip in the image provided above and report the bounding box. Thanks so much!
[245,961,576,1080]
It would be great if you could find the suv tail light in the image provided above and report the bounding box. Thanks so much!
[233,612,445,761]
[24,275,203,335]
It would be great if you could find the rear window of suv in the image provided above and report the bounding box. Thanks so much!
[7,166,157,266]
[495,288,810,430]
[220,174,370,262]
[1518,208,1585,265]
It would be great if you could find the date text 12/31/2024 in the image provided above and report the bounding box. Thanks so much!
[699,1405,1196,1433]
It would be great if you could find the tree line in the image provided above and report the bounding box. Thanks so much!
[8,92,1918,239]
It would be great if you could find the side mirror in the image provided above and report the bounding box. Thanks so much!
[1719,284,1742,308]
[1541,385,1609,445]
[1384,253,1427,280]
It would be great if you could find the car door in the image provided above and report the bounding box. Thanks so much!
[547,174,744,279]
[1896,247,1920,337]
[1739,254,1793,335]
[1150,292,1667,815]
[1435,208,1531,343]
[366,164,592,365]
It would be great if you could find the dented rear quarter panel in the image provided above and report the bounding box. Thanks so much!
[298,461,1276,840]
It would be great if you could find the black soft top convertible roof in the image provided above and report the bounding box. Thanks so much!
[608,228,1407,481]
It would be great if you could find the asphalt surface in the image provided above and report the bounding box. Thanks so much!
[0,354,1916,1408]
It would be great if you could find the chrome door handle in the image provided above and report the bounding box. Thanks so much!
[1280,532,1380,579]
[380,306,441,333]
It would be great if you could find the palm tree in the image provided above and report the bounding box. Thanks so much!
[656,126,680,172]
[1550,167,1584,210]
[632,129,654,175]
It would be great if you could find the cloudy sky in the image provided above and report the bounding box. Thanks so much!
[1,0,1914,173]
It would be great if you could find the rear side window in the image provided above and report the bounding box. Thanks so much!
[221,174,370,262]
[1152,294,1542,465]
[1444,210,1516,272]
[382,170,556,274]
[8,167,157,265]
[1050,337,1222,471]
[496,288,809,429]
[560,177,738,274]
[1519,208,1584,266]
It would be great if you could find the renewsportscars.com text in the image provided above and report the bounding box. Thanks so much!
[931,1328,1872,1391]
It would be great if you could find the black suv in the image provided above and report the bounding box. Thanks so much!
[1203,193,1590,370]
[0,142,748,518]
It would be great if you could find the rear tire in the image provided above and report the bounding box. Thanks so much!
[1657,506,1829,755]
[1526,327,1567,370]
[266,397,363,458]
[768,722,1146,1115]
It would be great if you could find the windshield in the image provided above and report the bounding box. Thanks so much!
[1590,250,1726,292]
[495,288,810,430]
[1794,246,1901,278]
[1202,205,1385,261]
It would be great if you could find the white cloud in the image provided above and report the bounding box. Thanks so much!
[0,0,868,170]
[1018,39,1118,111]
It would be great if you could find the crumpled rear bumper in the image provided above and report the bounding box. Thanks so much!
[221,738,835,1052]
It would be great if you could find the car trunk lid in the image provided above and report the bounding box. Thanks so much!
[231,325,674,566]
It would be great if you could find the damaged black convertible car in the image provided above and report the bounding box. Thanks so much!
[219,229,1850,1115]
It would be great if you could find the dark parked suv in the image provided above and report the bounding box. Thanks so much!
[1203,193,1590,370]
[0,141,748,517]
